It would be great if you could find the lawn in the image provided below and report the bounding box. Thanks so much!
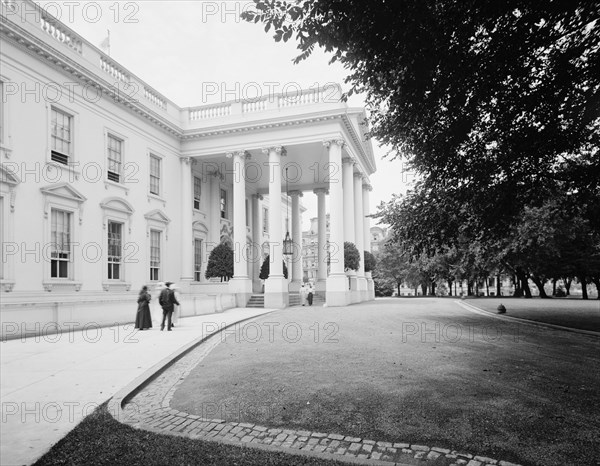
[34,403,356,466]
[171,298,600,466]
[464,296,600,331]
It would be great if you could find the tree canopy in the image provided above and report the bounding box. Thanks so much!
[243,1,600,298]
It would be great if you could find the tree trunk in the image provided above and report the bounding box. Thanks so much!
[565,277,572,295]
[455,281,458,296]
[397,282,401,297]
[578,275,588,300]
[591,277,600,300]
[552,278,557,296]
[496,273,501,296]
[516,268,532,298]
[431,282,436,296]
[421,283,427,296]
[485,278,490,296]
[467,282,472,296]
[531,275,548,298]
[415,286,418,296]
[448,279,453,296]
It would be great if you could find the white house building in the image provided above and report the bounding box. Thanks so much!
[0,0,376,338]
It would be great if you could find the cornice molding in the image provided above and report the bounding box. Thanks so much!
[0,20,182,138]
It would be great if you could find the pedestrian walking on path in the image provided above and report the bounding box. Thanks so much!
[307,282,314,306]
[134,285,153,330]
[159,281,179,331]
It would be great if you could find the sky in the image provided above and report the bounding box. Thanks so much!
[36,0,414,230]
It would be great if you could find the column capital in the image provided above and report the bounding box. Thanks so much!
[313,188,329,196]
[252,193,264,201]
[180,156,192,165]
[226,150,251,160]
[288,190,303,198]
[342,156,356,166]
[323,139,345,149]
[362,183,373,192]
[354,172,364,180]
[261,146,287,156]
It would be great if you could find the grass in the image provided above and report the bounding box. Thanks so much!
[464,296,600,331]
[34,403,355,466]
[171,299,600,466]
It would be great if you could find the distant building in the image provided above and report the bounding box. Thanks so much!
[370,226,388,253]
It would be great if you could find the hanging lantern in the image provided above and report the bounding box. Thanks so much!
[283,231,293,255]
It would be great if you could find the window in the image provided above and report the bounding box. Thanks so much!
[107,135,123,183]
[149,155,161,195]
[220,189,227,219]
[107,221,122,279]
[262,207,269,233]
[150,230,160,280]
[193,176,201,210]
[194,238,202,281]
[50,209,71,278]
[51,107,72,165]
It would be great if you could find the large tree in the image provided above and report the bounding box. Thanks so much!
[242,1,600,202]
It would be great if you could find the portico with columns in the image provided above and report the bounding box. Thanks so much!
[176,85,376,308]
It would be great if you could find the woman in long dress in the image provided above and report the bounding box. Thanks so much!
[135,285,153,330]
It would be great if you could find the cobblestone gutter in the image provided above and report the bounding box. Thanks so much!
[108,322,523,466]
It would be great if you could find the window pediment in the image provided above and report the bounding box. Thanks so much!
[144,209,170,239]
[40,183,86,223]
[40,183,87,203]
[101,197,134,233]
[100,197,135,215]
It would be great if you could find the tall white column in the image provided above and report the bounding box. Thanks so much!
[362,182,372,253]
[342,157,358,301]
[251,194,262,293]
[325,139,348,306]
[228,151,249,280]
[362,182,374,301]
[209,169,221,247]
[314,188,328,294]
[263,146,288,308]
[227,151,252,305]
[180,157,194,283]
[342,157,355,244]
[288,190,303,292]
[354,172,367,301]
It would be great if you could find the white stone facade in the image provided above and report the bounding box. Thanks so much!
[0,1,376,337]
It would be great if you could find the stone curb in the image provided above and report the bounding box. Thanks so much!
[456,300,600,337]
[108,310,275,414]
[109,309,525,466]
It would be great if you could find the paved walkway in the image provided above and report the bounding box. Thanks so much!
[0,308,274,466]
[110,311,524,466]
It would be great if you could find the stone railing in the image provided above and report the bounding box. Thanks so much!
[241,99,268,113]
[144,87,167,110]
[39,16,83,54]
[278,87,336,108]
[187,85,343,122]
[189,103,232,121]
[100,56,131,83]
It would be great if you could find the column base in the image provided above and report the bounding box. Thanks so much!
[356,276,368,302]
[326,274,350,307]
[348,273,360,304]
[228,277,253,307]
[264,276,289,309]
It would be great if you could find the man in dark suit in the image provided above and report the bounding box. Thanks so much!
[159,281,179,331]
